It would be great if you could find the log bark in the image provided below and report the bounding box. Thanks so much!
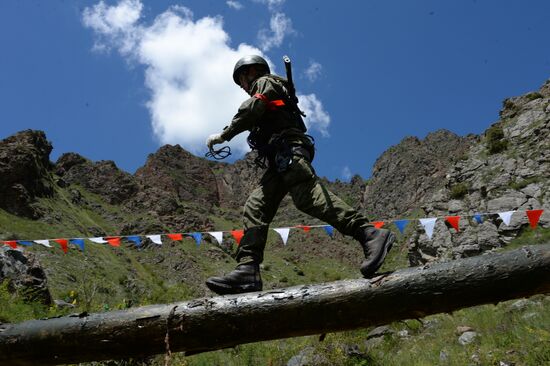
[1,244,549,365]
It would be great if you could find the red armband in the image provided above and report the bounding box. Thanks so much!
[254,93,285,110]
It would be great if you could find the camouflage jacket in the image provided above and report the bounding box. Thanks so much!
[220,74,310,150]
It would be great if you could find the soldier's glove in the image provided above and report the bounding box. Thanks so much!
[206,133,225,151]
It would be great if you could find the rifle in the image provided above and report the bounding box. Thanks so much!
[283,55,306,118]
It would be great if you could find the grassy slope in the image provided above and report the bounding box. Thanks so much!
[0,182,549,365]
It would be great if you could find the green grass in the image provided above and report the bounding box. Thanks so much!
[501,227,550,251]
[1,177,549,365]
[0,280,51,323]
[509,176,542,191]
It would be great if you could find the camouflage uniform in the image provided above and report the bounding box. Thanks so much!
[221,74,372,265]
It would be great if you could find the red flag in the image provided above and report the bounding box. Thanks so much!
[167,233,183,241]
[445,216,460,232]
[54,239,68,254]
[3,241,17,249]
[298,225,311,233]
[105,236,121,247]
[231,230,244,245]
[526,209,544,229]
[372,221,385,229]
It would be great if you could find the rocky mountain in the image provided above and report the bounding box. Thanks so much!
[0,79,549,366]
[360,79,550,265]
[363,129,476,219]
[1,79,549,269]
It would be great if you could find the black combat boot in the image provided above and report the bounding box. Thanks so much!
[355,227,396,278]
[206,263,262,295]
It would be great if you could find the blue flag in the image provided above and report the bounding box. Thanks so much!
[127,236,142,247]
[394,220,409,234]
[17,241,34,246]
[323,225,334,238]
[69,239,85,251]
[190,232,202,247]
[473,214,483,224]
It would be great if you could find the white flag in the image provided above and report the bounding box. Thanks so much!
[419,218,437,239]
[274,228,290,245]
[89,237,107,244]
[208,232,223,245]
[498,211,515,226]
[33,240,51,247]
[147,235,163,245]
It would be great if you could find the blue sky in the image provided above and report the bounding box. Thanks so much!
[1,0,549,181]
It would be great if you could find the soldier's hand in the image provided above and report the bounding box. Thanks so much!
[206,133,225,150]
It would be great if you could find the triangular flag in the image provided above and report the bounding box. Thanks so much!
[127,236,142,247]
[445,216,461,232]
[372,221,385,229]
[498,211,515,226]
[298,225,311,233]
[3,241,17,249]
[231,230,244,245]
[147,235,163,245]
[69,239,85,251]
[167,233,183,241]
[526,209,544,229]
[274,228,290,245]
[394,220,409,234]
[105,236,121,247]
[189,233,202,247]
[89,237,107,244]
[208,232,223,245]
[419,218,437,239]
[323,225,334,238]
[17,241,33,246]
[34,240,52,248]
[54,239,68,254]
[473,214,483,224]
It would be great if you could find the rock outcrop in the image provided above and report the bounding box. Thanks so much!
[0,130,54,218]
[363,129,475,219]
[408,79,550,265]
[55,153,138,205]
[0,249,52,305]
[132,144,220,213]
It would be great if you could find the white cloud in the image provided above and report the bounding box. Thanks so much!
[83,0,330,157]
[304,61,322,82]
[257,12,294,51]
[83,0,265,155]
[226,1,243,10]
[254,0,286,11]
[298,93,330,137]
[342,166,352,181]
[82,0,142,54]
[254,0,293,52]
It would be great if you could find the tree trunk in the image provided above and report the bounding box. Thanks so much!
[1,244,549,365]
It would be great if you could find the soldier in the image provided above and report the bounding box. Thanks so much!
[206,55,395,295]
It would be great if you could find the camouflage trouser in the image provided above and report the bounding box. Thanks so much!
[236,155,371,264]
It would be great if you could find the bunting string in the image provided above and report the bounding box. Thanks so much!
[1,209,545,253]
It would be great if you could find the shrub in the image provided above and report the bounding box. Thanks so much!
[450,183,469,199]
[486,126,508,155]
[525,92,543,101]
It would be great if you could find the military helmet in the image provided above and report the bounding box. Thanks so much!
[232,55,270,85]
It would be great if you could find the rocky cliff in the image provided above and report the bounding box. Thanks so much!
[1,79,549,308]
[0,130,54,218]
[355,80,550,266]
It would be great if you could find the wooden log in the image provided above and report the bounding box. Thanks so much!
[1,244,549,365]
